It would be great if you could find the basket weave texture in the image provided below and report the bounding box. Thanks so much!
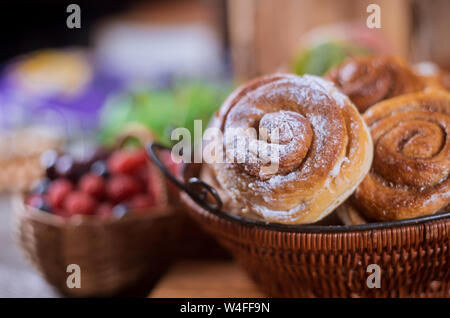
[181,188,450,298]
[14,198,181,297]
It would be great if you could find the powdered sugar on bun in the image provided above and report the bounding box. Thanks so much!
[207,74,373,224]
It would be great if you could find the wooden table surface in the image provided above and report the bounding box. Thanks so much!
[150,260,266,298]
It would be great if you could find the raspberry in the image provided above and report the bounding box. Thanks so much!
[129,194,155,211]
[79,173,105,198]
[106,175,143,203]
[48,179,74,208]
[96,203,113,219]
[107,149,148,175]
[63,191,98,216]
[133,166,149,184]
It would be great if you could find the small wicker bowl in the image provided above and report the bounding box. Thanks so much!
[149,143,450,298]
[13,196,181,297]
[13,128,183,297]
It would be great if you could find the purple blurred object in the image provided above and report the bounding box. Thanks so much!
[0,48,121,138]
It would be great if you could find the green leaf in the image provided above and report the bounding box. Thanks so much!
[98,81,233,147]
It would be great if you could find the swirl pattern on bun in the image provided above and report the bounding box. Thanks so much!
[350,91,450,221]
[206,74,373,224]
[325,56,425,113]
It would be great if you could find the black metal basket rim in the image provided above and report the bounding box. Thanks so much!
[189,197,450,233]
[148,142,450,234]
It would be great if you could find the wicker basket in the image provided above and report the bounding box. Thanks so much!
[13,129,182,297]
[149,143,450,298]
[13,196,181,297]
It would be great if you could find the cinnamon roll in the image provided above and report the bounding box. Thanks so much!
[205,74,373,224]
[325,56,425,113]
[342,91,450,223]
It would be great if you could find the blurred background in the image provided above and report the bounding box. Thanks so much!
[0,0,449,297]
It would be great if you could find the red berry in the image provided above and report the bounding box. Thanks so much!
[48,179,74,208]
[63,191,97,216]
[129,194,155,211]
[107,149,148,175]
[133,166,149,184]
[106,175,143,203]
[96,203,113,219]
[79,173,105,198]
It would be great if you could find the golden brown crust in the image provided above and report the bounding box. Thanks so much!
[421,72,450,92]
[206,74,373,224]
[352,91,450,221]
[325,56,425,113]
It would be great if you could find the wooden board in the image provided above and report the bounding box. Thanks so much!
[149,260,266,298]
[228,0,411,80]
